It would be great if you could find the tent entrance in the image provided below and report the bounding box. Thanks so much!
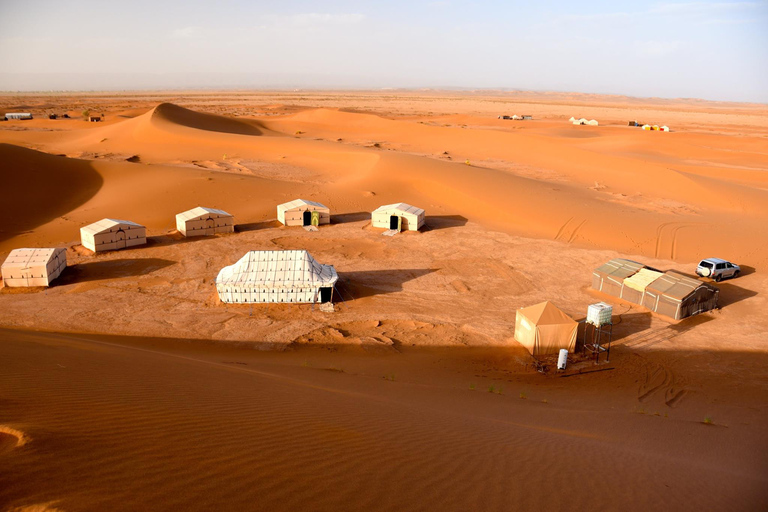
[389,215,401,231]
[303,210,312,226]
[311,211,320,226]
[319,287,332,303]
[115,229,126,249]
[205,217,215,235]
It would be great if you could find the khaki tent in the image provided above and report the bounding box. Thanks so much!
[216,250,338,304]
[514,301,578,357]
[80,218,146,253]
[592,259,645,298]
[176,206,234,237]
[277,199,330,227]
[1,248,66,287]
[642,271,719,320]
[621,268,664,304]
[372,203,425,232]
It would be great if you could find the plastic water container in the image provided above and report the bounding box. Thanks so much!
[587,302,613,326]
[557,349,568,370]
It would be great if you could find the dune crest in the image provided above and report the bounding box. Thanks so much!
[148,102,269,136]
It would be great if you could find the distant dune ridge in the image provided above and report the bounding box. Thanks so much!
[0,91,767,511]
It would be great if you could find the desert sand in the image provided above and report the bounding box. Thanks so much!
[0,90,767,511]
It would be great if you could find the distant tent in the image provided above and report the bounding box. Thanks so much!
[215,250,337,304]
[569,117,576,122]
[587,119,599,126]
[628,121,637,127]
[511,115,522,120]
[642,271,719,320]
[277,199,330,227]
[660,126,670,132]
[176,206,234,237]
[514,301,578,357]
[4,113,32,120]
[642,125,652,130]
[651,125,660,131]
[371,203,425,232]
[1,248,66,287]
[80,218,146,252]
[88,114,102,122]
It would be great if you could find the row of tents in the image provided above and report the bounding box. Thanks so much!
[628,121,670,131]
[570,117,599,126]
[1,200,426,289]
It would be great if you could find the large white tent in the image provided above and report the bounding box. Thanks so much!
[277,199,330,227]
[1,248,67,287]
[216,250,338,304]
[371,203,425,232]
[176,207,234,237]
[80,218,146,252]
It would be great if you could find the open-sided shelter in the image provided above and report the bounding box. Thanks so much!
[372,203,425,232]
[80,218,146,253]
[1,248,66,287]
[642,271,719,320]
[277,199,330,227]
[176,207,234,237]
[514,301,578,357]
[216,250,338,304]
[592,259,646,298]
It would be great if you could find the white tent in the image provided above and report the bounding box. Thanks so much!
[2,248,66,287]
[277,199,330,227]
[176,207,234,237]
[587,119,599,126]
[80,218,146,252]
[569,117,576,122]
[371,203,425,232]
[216,250,338,304]
[660,126,670,132]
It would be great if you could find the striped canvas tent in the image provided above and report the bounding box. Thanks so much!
[80,219,146,253]
[1,248,66,287]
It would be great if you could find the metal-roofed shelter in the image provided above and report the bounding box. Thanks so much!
[642,271,719,320]
[514,301,578,357]
[2,248,66,287]
[80,219,146,253]
[176,207,234,237]
[621,268,664,304]
[372,203,425,232]
[277,199,330,227]
[592,259,645,298]
[216,250,338,304]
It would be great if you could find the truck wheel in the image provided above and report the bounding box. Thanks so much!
[715,274,722,282]
[733,271,740,279]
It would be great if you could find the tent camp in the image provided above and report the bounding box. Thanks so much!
[642,271,719,320]
[371,203,425,232]
[176,207,234,237]
[514,301,578,357]
[277,199,330,227]
[592,259,646,298]
[216,250,338,304]
[660,126,670,132]
[80,218,146,252]
[1,248,66,287]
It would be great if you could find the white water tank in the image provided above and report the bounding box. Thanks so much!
[557,349,568,370]
[587,302,613,326]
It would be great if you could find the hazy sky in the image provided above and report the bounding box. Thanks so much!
[0,1,766,101]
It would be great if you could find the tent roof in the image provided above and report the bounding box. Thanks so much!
[594,258,645,280]
[177,206,232,221]
[645,271,712,300]
[216,250,337,287]
[623,268,664,292]
[517,301,577,327]
[373,203,425,216]
[277,199,328,211]
[2,248,63,269]
[81,218,143,235]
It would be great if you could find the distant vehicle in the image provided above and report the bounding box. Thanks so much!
[697,258,740,281]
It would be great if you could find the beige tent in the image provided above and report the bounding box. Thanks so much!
[80,218,146,253]
[277,199,330,227]
[372,203,425,232]
[514,301,578,357]
[1,248,66,287]
[591,259,645,298]
[587,119,599,126]
[642,271,719,320]
[176,206,234,237]
[216,250,338,304]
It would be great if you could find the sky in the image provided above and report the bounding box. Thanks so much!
[0,0,766,102]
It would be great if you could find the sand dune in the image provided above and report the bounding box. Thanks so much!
[0,91,767,511]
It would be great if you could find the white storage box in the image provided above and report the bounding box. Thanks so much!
[587,302,613,326]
